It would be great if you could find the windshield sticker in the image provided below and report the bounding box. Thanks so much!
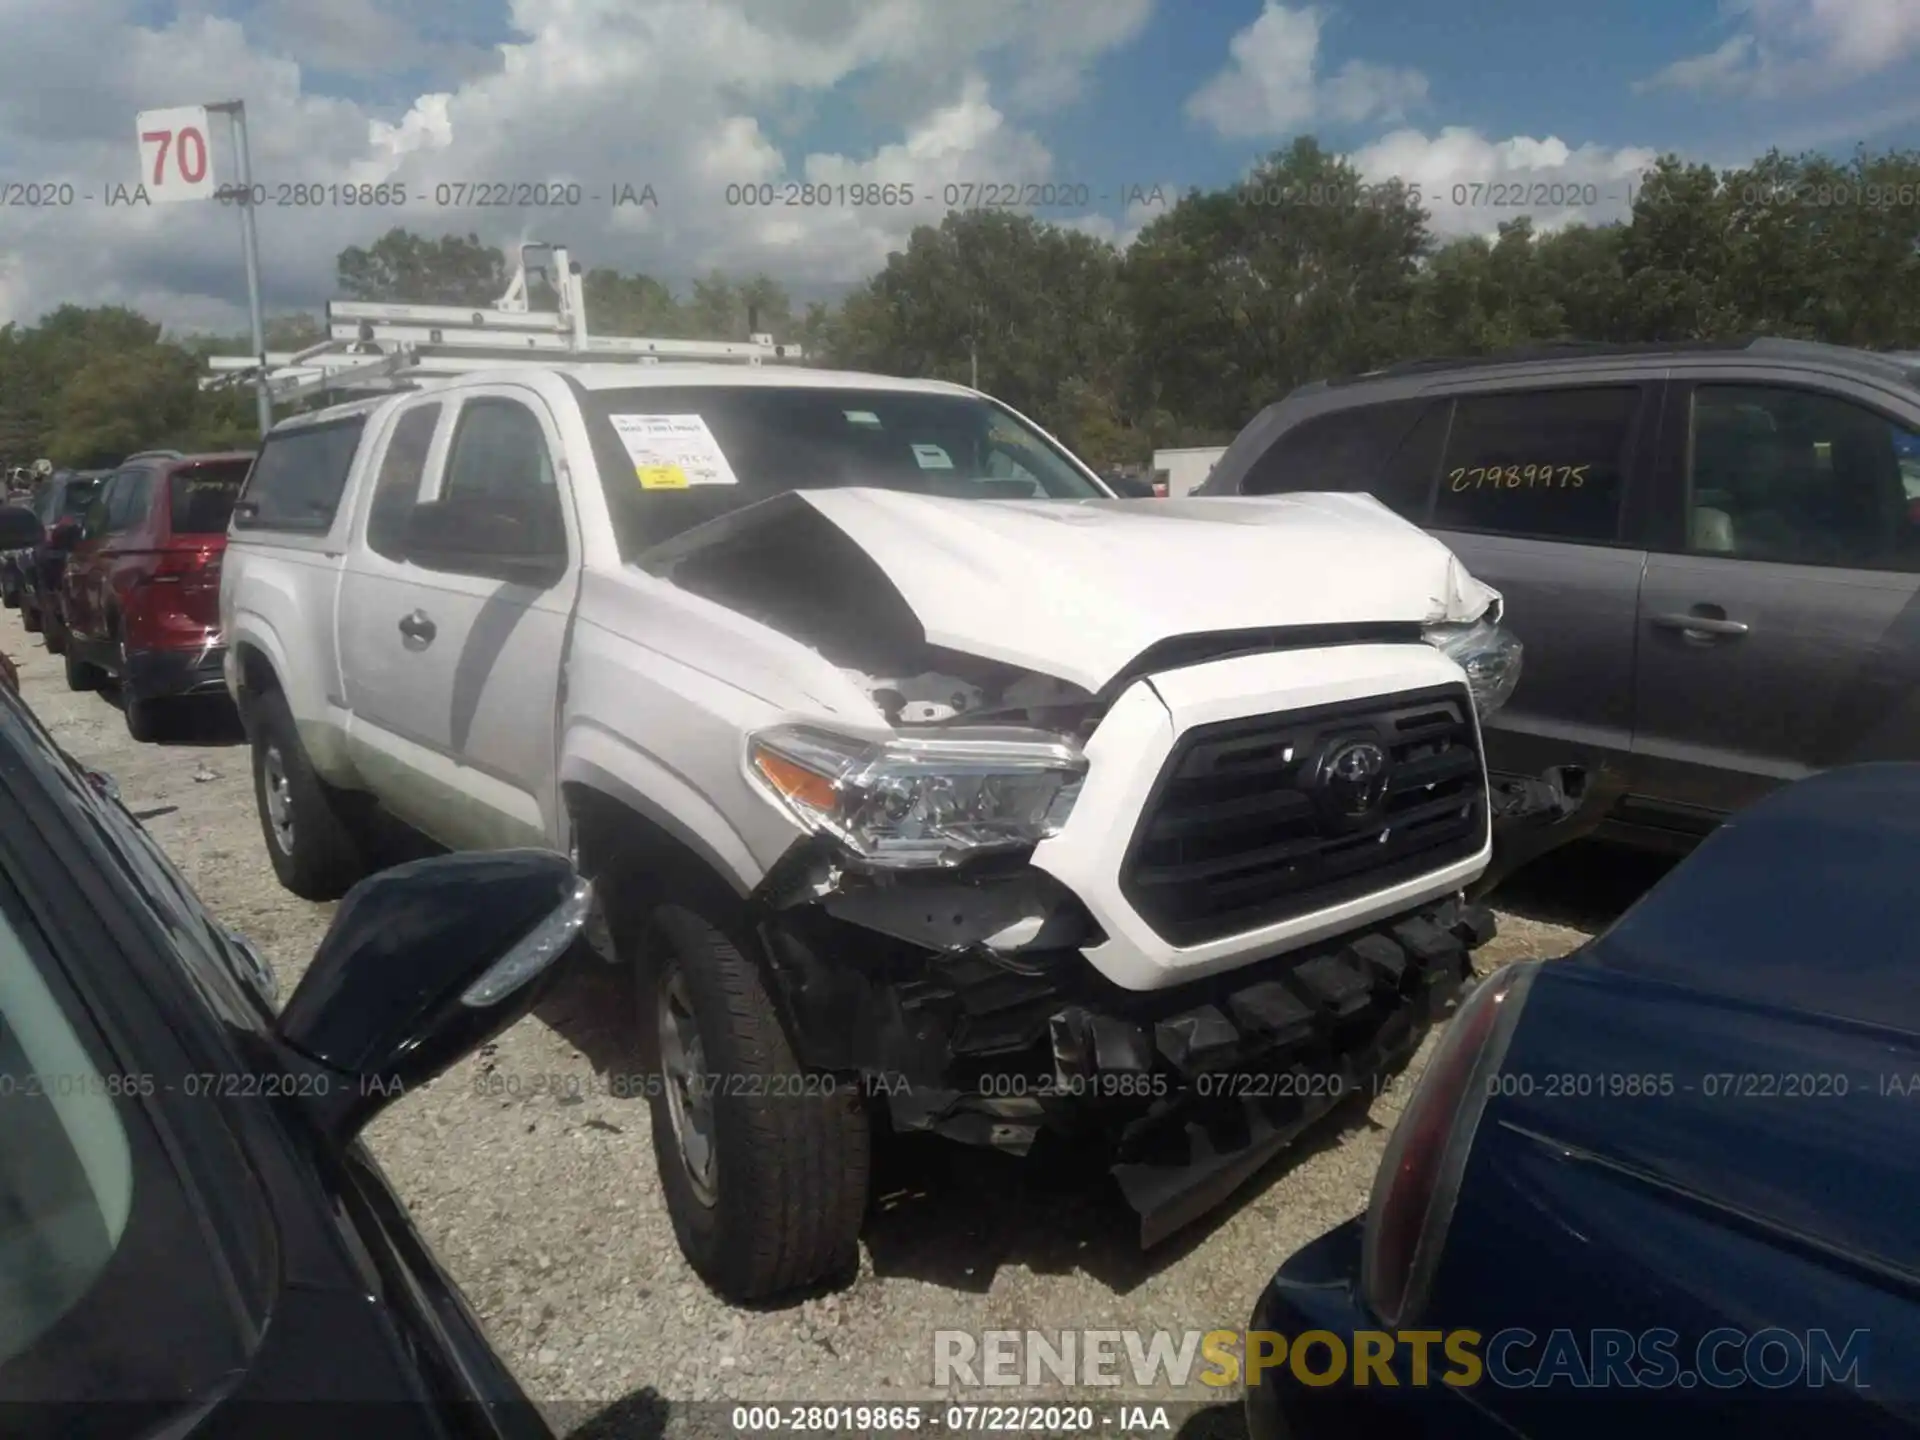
[844,410,882,426]
[911,443,954,470]
[608,414,740,488]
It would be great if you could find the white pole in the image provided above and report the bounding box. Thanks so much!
[215,101,273,436]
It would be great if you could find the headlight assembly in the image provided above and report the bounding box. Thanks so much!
[1423,617,1523,720]
[746,725,1087,868]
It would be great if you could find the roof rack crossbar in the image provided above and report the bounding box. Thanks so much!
[200,242,806,405]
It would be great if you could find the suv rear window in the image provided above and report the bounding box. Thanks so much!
[166,460,252,534]
[57,480,102,521]
[233,416,368,533]
[1430,386,1641,542]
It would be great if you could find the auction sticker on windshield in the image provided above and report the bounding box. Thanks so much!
[608,414,740,489]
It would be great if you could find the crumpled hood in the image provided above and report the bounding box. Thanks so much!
[783,488,1499,693]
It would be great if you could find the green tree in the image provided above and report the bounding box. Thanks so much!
[1718,147,1920,346]
[182,311,329,358]
[831,208,1134,460]
[0,325,47,467]
[43,346,200,466]
[1413,219,1570,356]
[336,229,509,305]
[1122,138,1427,430]
[1528,223,1632,343]
[1615,155,1744,340]
[581,269,683,335]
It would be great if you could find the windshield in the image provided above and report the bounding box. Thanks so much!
[578,384,1106,554]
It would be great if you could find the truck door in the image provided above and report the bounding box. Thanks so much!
[338,385,578,851]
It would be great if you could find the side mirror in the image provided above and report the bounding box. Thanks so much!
[0,505,42,550]
[275,848,591,1139]
[46,520,80,552]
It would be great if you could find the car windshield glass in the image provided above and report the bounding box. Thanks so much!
[578,384,1104,553]
[167,460,251,534]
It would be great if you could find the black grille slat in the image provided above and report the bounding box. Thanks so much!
[1120,684,1488,946]
[1381,745,1480,796]
[1142,787,1314,843]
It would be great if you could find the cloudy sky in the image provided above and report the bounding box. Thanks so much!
[1,0,1917,334]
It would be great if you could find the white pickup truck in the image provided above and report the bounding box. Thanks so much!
[220,362,1522,1301]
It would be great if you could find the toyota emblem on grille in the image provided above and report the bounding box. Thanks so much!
[1314,737,1391,822]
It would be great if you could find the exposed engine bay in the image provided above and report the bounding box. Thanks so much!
[640,490,1110,733]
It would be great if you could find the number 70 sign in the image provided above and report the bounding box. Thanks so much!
[135,106,216,202]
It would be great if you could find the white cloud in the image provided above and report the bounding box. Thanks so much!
[1185,3,1426,139]
[1348,127,1662,239]
[1640,0,1920,97]
[0,0,1152,332]
[1638,35,1757,95]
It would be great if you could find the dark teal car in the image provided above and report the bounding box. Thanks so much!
[0,499,581,1440]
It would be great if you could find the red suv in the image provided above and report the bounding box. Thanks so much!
[58,451,254,739]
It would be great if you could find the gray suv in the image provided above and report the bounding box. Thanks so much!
[1197,338,1920,856]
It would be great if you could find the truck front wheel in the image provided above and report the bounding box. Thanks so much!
[248,689,370,900]
[638,902,870,1302]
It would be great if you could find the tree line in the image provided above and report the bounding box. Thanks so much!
[5,137,1919,472]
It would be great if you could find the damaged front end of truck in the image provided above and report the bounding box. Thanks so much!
[748,840,1495,1246]
[635,486,1521,1244]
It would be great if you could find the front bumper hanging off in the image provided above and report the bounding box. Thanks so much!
[1069,895,1493,1246]
[760,874,1495,1249]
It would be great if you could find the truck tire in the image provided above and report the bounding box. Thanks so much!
[118,636,164,742]
[248,688,369,900]
[41,606,67,656]
[123,692,161,743]
[64,649,100,691]
[638,901,870,1302]
[19,599,40,634]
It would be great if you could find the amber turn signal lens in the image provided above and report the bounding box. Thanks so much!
[750,747,839,812]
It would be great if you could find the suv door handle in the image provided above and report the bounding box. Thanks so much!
[398,610,436,645]
[1651,609,1749,639]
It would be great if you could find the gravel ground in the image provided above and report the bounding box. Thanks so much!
[1,605,1670,1436]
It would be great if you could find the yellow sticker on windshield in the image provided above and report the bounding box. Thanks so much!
[638,464,689,489]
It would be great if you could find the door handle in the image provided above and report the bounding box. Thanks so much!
[398,609,436,645]
[1651,608,1749,640]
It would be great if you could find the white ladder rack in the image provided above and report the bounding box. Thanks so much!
[202,243,806,406]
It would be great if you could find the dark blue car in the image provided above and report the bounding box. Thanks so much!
[1246,763,1920,1439]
